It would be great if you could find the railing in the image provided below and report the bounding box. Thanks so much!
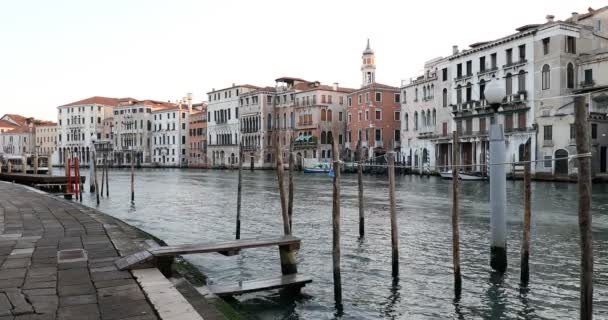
[374,140,383,148]
[477,67,499,76]
[503,59,527,68]
[581,80,595,88]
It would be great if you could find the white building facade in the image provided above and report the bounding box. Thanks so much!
[151,107,190,167]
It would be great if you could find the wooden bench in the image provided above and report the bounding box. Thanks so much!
[115,236,301,274]
[114,236,309,296]
[208,274,312,297]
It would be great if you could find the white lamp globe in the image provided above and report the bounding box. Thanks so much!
[90,134,97,143]
[485,77,505,105]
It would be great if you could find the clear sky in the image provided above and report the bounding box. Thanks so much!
[0,0,605,122]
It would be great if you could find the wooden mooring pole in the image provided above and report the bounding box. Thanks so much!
[47,153,52,176]
[574,95,593,320]
[520,138,531,285]
[275,140,297,276]
[357,141,365,238]
[89,152,95,193]
[331,137,342,309]
[388,140,399,278]
[452,131,462,297]
[93,152,99,205]
[105,155,109,197]
[288,139,294,231]
[236,143,243,240]
[130,150,135,203]
[100,157,105,198]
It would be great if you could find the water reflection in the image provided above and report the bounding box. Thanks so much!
[69,168,608,319]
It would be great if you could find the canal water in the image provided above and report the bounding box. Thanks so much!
[66,168,607,319]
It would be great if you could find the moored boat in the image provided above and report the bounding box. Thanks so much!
[439,171,453,179]
[303,162,331,174]
[459,171,487,181]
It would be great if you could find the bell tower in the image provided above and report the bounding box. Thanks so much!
[361,38,376,87]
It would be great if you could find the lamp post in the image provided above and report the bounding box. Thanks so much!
[484,76,508,273]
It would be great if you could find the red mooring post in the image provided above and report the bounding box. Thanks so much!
[74,157,80,200]
[66,158,72,194]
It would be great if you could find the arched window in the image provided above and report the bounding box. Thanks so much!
[320,131,327,144]
[442,88,448,107]
[567,63,574,89]
[506,73,513,95]
[327,110,333,121]
[415,88,418,101]
[518,70,526,93]
[431,84,434,98]
[414,112,418,130]
[427,110,431,126]
[432,109,436,125]
[327,131,333,144]
[267,113,272,129]
[466,83,472,102]
[421,112,426,128]
[405,113,409,131]
[423,87,427,100]
[321,109,326,121]
[542,64,550,90]
[456,85,462,104]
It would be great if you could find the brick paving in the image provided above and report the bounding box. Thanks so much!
[0,182,162,320]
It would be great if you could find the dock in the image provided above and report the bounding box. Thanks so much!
[0,181,224,319]
[0,173,85,188]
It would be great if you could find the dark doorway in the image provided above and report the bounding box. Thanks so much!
[555,149,568,176]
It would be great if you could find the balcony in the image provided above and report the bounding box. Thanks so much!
[477,67,499,77]
[453,74,473,83]
[581,80,595,88]
[293,136,318,150]
[503,59,527,70]
[542,140,554,147]
[503,91,528,104]
[374,140,384,148]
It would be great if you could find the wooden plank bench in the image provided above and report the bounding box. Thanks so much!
[208,274,312,297]
[115,236,301,274]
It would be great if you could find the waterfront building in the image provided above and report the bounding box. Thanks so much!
[207,84,259,167]
[57,96,121,165]
[293,82,353,165]
[0,119,18,134]
[401,57,452,172]
[0,126,34,156]
[111,99,176,166]
[534,9,608,177]
[151,104,190,167]
[187,103,208,168]
[35,123,58,162]
[238,86,276,168]
[347,40,401,160]
[400,7,608,177]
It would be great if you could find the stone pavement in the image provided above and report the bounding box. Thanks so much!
[0,182,210,320]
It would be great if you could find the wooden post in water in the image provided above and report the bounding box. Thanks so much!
[93,152,99,205]
[100,157,105,198]
[105,155,109,197]
[357,141,365,238]
[33,152,38,174]
[275,140,297,276]
[89,151,96,193]
[130,150,135,203]
[388,140,399,278]
[331,136,342,309]
[520,138,532,285]
[574,95,593,320]
[288,138,294,231]
[236,143,243,240]
[74,157,80,201]
[451,131,462,297]
[66,158,72,195]
[7,160,11,173]
[22,155,26,174]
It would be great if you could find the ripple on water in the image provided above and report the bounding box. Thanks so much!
[71,168,608,319]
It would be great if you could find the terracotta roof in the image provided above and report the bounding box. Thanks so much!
[35,121,57,127]
[297,84,356,94]
[5,126,32,134]
[1,114,29,126]
[567,6,608,22]
[0,119,18,129]
[60,96,124,107]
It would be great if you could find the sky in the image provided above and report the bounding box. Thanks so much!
[1,0,606,122]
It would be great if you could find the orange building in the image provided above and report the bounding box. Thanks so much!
[188,103,208,167]
[346,40,401,159]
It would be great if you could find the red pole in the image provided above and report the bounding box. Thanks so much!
[74,157,79,200]
[67,158,72,194]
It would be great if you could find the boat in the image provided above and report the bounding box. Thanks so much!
[439,171,454,179]
[459,171,487,181]
[304,162,331,174]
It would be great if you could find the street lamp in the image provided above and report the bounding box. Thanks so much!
[485,75,508,273]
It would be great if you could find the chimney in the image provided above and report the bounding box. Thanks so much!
[546,15,555,23]
[187,93,193,113]
[333,82,339,91]
[572,12,579,24]
[452,45,459,55]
